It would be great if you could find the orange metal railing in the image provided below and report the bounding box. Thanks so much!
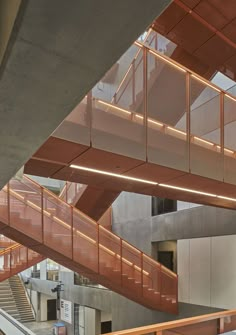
[103,309,236,335]
[55,29,236,187]
[59,181,86,205]
[0,175,178,313]
[0,235,15,248]
[0,242,44,282]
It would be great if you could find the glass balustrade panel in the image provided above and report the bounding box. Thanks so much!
[147,50,188,171]
[224,95,236,185]
[190,77,222,180]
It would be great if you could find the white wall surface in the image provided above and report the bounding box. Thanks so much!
[177,201,201,211]
[178,235,236,309]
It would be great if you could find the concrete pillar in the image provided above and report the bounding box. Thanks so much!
[40,260,47,280]
[85,307,101,335]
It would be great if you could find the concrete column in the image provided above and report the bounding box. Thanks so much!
[40,260,47,280]
[85,307,101,335]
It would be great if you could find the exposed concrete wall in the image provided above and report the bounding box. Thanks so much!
[112,192,152,255]
[0,0,21,64]
[28,275,111,312]
[178,235,236,310]
[111,294,222,331]
[113,192,152,223]
[0,0,172,189]
[151,205,236,242]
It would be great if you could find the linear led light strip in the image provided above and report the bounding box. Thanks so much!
[191,74,221,93]
[135,41,225,94]
[5,187,152,277]
[225,94,236,102]
[97,100,233,150]
[135,41,186,73]
[70,164,236,203]
[70,164,157,185]
[112,29,153,104]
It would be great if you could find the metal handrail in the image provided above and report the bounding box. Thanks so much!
[0,309,35,335]
[103,309,236,335]
[0,175,178,312]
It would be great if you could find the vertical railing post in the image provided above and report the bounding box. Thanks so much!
[10,248,12,276]
[132,60,135,107]
[7,182,10,225]
[41,187,44,244]
[71,206,74,260]
[175,274,178,314]
[220,92,224,178]
[159,264,162,306]
[65,182,68,203]
[120,238,123,287]
[141,251,144,296]
[87,91,93,147]
[26,247,29,268]
[186,72,191,172]
[97,224,100,274]
[143,46,148,162]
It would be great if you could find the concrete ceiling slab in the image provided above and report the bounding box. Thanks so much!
[0,0,172,189]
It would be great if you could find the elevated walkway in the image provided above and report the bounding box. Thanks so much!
[0,176,177,313]
[25,35,236,210]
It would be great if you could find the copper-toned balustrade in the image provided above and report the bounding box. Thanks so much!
[103,309,236,335]
[0,243,44,282]
[0,175,178,313]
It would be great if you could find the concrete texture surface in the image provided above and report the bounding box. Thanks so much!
[151,205,236,241]
[0,0,172,189]
[25,320,55,335]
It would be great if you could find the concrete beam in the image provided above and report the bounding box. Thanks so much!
[151,206,236,241]
[0,0,171,189]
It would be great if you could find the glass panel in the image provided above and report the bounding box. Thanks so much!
[190,77,222,180]
[147,50,188,171]
[224,95,236,184]
[91,46,145,160]
[143,30,177,57]
[52,95,90,146]
[43,190,72,258]
[9,178,42,242]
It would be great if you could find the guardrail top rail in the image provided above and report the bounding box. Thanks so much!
[103,309,236,335]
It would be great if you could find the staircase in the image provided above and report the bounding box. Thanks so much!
[0,175,178,314]
[0,279,20,321]
[9,275,35,323]
[0,276,35,323]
